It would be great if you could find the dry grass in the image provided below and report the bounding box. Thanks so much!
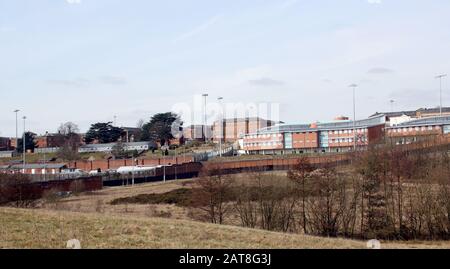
[3,176,449,249]
[39,179,194,220]
[0,207,363,249]
[1,207,449,249]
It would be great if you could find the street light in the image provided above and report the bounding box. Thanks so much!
[435,74,447,117]
[202,93,209,143]
[22,116,27,173]
[13,110,20,152]
[390,100,395,113]
[217,97,224,157]
[349,84,358,151]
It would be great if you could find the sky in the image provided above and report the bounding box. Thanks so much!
[1,0,450,136]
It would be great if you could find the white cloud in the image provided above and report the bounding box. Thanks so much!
[66,0,82,5]
[367,0,382,4]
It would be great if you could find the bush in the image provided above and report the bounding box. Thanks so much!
[0,174,35,207]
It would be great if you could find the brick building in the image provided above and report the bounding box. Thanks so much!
[34,133,67,148]
[0,163,68,175]
[213,117,278,143]
[183,125,213,142]
[0,137,12,151]
[242,115,386,155]
[386,115,450,144]
[371,107,450,126]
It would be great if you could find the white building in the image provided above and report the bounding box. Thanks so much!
[78,141,157,153]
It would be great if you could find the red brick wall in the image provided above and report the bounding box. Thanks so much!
[292,132,319,149]
[69,156,195,172]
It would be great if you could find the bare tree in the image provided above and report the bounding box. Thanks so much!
[191,166,234,224]
[58,122,80,136]
[288,157,314,234]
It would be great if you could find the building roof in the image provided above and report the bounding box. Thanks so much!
[9,163,67,170]
[216,117,280,124]
[252,115,386,135]
[371,107,450,119]
[387,115,450,128]
[79,141,154,149]
[417,107,450,114]
[370,111,416,118]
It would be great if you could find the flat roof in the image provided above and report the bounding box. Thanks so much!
[388,116,450,128]
[9,163,67,169]
[252,115,386,135]
[79,141,154,149]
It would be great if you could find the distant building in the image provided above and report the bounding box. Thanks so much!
[0,137,12,151]
[120,127,142,142]
[371,107,450,126]
[0,163,68,175]
[242,115,386,155]
[34,133,66,148]
[183,125,213,142]
[213,117,279,143]
[0,151,16,159]
[78,141,157,153]
[386,115,450,145]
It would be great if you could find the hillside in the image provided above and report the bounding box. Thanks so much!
[1,207,449,249]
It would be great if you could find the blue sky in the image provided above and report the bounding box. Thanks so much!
[1,0,449,136]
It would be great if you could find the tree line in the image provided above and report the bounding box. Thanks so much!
[14,112,181,160]
[190,139,450,240]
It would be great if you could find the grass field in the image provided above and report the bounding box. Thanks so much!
[2,207,450,249]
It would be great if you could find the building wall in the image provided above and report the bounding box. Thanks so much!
[214,118,276,143]
[35,135,66,148]
[0,137,11,151]
[387,125,442,137]
[183,125,212,141]
[68,155,195,172]
[243,125,385,154]
[292,132,319,149]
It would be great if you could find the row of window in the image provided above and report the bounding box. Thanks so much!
[247,134,283,139]
[328,129,368,135]
[245,142,283,147]
[388,126,440,133]
[246,129,369,140]
[293,140,317,144]
[329,137,367,144]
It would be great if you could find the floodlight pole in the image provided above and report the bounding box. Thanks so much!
[218,97,224,157]
[22,116,27,173]
[14,109,20,153]
[349,84,358,151]
[436,74,447,117]
[202,93,209,143]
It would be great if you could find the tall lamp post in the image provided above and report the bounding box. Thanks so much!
[217,97,224,157]
[13,109,20,152]
[202,93,209,143]
[22,116,27,173]
[435,74,447,117]
[349,84,358,151]
[390,100,395,113]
